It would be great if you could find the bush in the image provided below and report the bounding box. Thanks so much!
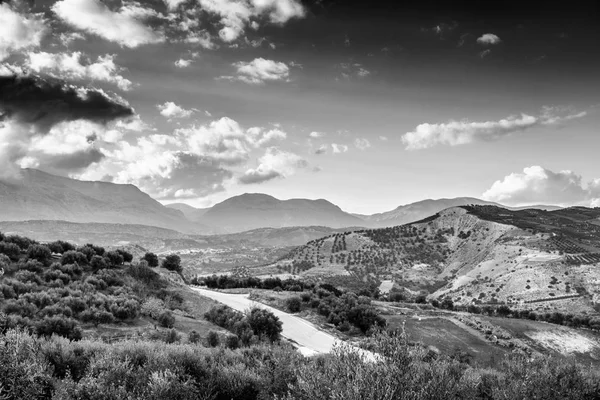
[27,244,52,265]
[143,252,159,267]
[286,296,302,313]
[105,251,124,267]
[0,242,21,261]
[162,254,182,273]
[164,328,180,344]
[225,335,240,349]
[61,251,88,266]
[188,330,201,344]
[246,308,282,342]
[158,311,175,328]
[206,330,220,347]
[117,249,133,263]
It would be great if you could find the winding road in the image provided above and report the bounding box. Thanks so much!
[191,287,376,359]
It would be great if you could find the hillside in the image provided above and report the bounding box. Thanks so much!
[198,193,365,233]
[0,169,197,233]
[354,197,561,228]
[273,205,600,315]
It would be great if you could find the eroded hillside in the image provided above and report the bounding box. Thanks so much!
[274,206,600,314]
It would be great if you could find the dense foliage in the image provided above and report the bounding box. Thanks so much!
[0,233,183,340]
[204,305,283,344]
[1,328,599,400]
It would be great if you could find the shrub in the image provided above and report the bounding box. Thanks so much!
[162,254,182,273]
[36,316,82,340]
[142,252,159,267]
[117,249,133,263]
[225,335,240,349]
[61,251,88,266]
[90,255,107,270]
[246,308,282,342]
[105,251,124,267]
[164,329,180,344]
[286,296,302,313]
[206,330,220,347]
[27,244,52,264]
[158,311,175,328]
[0,242,21,261]
[188,330,201,344]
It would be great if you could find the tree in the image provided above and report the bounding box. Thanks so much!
[188,330,201,344]
[143,252,159,268]
[117,249,133,263]
[61,251,88,266]
[162,254,182,273]
[105,251,124,267]
[158,311,175,328]
[0,242,21,261]
[286,297,302,313]
[90,255,107,270]
[246,308,282,342]
[206,330,220,347]
[26,244,52,265]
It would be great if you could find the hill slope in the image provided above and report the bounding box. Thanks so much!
[0,169,196,232]
[354,197,560,228]
[198,193,365,233]
[274,205,600,314]
[165,203,209,222]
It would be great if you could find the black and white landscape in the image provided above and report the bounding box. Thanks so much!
[1,0,600,399]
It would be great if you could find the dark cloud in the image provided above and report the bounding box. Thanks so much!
[238,169,280,185]
[46,148,105,172]
[0,74,133,132]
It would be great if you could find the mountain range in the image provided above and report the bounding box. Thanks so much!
[0,169,560,234]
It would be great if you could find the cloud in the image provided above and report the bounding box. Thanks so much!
[239,147,306,184]
[26,51,133,91]
[221,58,290,84]
[0,73,134,180]
[0,74,133,133]
[354,138,371,150]
[482,166,600,206]
[164,0,189,11]
[314,144,327,155]
[157,101,193,119]
[0,3,47,61]
[331,143,348,154]
[198,0,305,43]
[247,127,287,147]
[477,33,501,45]
[479,49,491,58]
[379,136,388,141]
[402,109,587,150]
[309,131,324,138]
[52,0,164,48]
[337,63,371,80]
[175,58,192,68]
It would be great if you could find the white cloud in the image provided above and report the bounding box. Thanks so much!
[239,147,306,184]
[309,131,324,138]
[331,143,348,154]
[482,166,600,206]
[337,62,371,80]
[0,4,47,61]
[379,136,388,141]
[198,0,305,43]
[175,58,192,68]
[479,49,491,58]
[52,0,164,48]
[477,33,501,45]
[221,58,290,84]
[247,127,287,147]
[354,138,371,150]
[26,51,133,91]
[158,101,193,119]
[402,109,587,150]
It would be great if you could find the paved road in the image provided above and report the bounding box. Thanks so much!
[192,287,375,359]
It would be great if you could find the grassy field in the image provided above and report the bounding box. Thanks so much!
[384,314,508,366]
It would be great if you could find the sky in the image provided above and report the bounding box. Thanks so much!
[0,0,599,214]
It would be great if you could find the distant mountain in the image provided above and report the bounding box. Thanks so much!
[354,197,561,228]
[198,193,365,233]
[165,203,209,222]
[0,169,197,232]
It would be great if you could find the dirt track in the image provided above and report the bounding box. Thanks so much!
[192,287,375,359]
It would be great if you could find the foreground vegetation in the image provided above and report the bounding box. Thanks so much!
[1,327,599,400]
